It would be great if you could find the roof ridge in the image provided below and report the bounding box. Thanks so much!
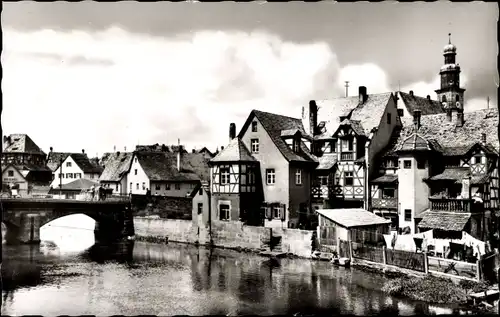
[253,109,300,121]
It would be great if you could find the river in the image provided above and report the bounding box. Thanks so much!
[2,226,463,316]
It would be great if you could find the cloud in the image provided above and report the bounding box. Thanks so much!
[2,27,340,155]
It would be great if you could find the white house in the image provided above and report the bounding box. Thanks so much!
[50,152,103,188]
[126,149,210,197]
[98,152,134,195]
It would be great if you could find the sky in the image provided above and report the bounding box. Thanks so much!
[2,1,498,157]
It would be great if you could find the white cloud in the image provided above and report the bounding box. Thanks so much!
[336,63,390,95]
[2,27,340,156]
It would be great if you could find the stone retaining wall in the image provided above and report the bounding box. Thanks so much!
[274,228,314,258]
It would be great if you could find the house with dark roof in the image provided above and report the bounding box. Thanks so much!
[98,152,134,195]
[394,91,446,118]
[126,149,210,197]
[49,150,104,188]
[369,38,499,244]
[48,178,99,199]
[1,134,53,192]
[303,86,401,211]
[210,111,318,228]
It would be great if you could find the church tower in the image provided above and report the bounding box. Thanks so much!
[435,33,466,113]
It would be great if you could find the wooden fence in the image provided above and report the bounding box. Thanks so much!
[386,248,426,272]
[337,239,488,280]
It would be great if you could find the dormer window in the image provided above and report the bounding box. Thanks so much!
[293,139,300,153]
[251,121,258,132]
[442,95,447,103]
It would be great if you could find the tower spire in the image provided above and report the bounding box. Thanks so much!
[344,81,349,97]
[448,33,451,44]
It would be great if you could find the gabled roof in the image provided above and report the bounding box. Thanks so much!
[69,153,104,174]
[56,178,99,191]
[397,133,434,152]
[335,119,366,136]
[425,167,470,183]
[3,134,46,155]
[387,108,499,156]
[315,92,393,139]
[2,162,51,173]
[47,152,71,171]
[99,152,134,182]
[239,110,317,164]
[317,209,391,228]
[189,183,202,198]
[1,164,26,180]
[135,151,209,182]
[397,91,445,115]
[211,138,257,163]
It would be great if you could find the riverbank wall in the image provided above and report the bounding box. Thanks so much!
[133,217,314,258]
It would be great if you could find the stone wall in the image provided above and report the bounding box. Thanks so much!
[274,227,314,258]
[134,217,197,244]
[211,220,271,250]
[133,217,315,258]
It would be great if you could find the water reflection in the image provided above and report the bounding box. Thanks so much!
[2,238,463,316]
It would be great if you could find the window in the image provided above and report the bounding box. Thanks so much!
[116,184,119,191]
[130,182,132,191]
[66,173,73,178]
[318,176,328,186]
[155,184,161,190]
[404,209,412,222]
[166,183,171,190]
[175,183,180,190]
[142,182,146,190]
[273,204,283,219]
[474,155,481,164]
[397,109,404,117]
[382,188,395,198]
[134,169,138,175]
[219,204,230,221]
[135,158,138,163]
[73,173,78,178]
[387,113,392,124]
[293,140,299,153]
[251,139,259,153]
[456,95,460,103]
[266,169,276,185]
[66,162,72,167]
[344,171,354,186]
[220,167,230,185]
[442,95,447,103]
[403,160,412,169]
[197,203,203,215]
[7,170,14,177]
[417,158,426,169]
[295,169,302,185]
[331,140,337,153]
[136,183,139,190]
[251,121,258,132]
[348,139,353,151]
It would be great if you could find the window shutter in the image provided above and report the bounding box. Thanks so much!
[280,204,286,221]
[264,206,272,220]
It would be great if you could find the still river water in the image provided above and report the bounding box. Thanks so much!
[2,225,463,316]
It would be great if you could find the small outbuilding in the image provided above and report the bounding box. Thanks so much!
[317,208,391,248]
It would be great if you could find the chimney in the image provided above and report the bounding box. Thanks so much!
[221,146,225,151]
[426,95,431,101]
[481,133,487,144]
[456,110,464,127]
[413,110,421,129]
[114,145,116,152]
[177,138,181,171]
[124,146,127,151]
[446,109,452,122]
[50,146,53,152]
[359,86,367,104]
[309,100,318,136]
[409,90,414,97]
[82,149,85,154]
[192,149,196,153]
[229,123,236,141]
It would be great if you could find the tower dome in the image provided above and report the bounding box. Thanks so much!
[443,33,456,54]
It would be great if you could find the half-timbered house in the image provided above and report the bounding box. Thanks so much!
[210,111,318,229]
[303,87,401,210]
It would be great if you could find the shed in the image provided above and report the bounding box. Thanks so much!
[317,208,391,247]
[49,178,99,199]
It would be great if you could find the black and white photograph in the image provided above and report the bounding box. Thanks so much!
[1,1,499,316]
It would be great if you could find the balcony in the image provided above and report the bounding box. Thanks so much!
[429,198,472,213]
[372,197,398,210]
[340,152,354,161]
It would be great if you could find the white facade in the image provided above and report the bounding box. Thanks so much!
[127,155,150,195]
[50,155,100,187]
[101,178,128,195]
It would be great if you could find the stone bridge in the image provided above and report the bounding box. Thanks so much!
[1,198,134,244]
